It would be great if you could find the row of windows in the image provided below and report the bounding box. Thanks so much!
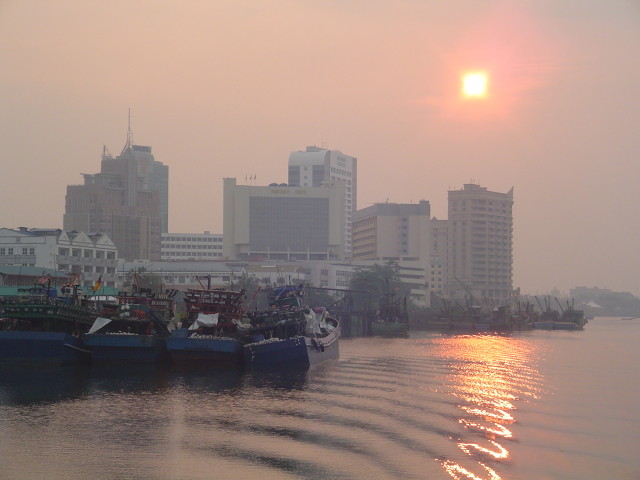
[58,248,116,259]
[330,167,352,177]
[162,237,222,243]
[161,252,222,257]
[0,248,35,255]
[58,265,116,274]
[162,244,222,250]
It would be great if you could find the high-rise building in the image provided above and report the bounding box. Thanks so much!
[288,146,357,258]
[222,178,345,261]
[445,184,513,305]
[63,128,168,261]
[351,201,431,306]
[429,217,448,297]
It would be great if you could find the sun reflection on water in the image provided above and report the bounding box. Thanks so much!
[434,334,543,479]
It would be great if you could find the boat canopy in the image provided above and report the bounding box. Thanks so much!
[188,312,220,330]
[88,317,113,334]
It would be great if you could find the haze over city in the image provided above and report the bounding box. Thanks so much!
[1,1,639,296]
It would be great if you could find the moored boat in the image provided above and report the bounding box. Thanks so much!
[371,292,409,337]
[82,290,174,364]
[0,286,95,365]
[243,285,340,369]
[166,279,248,366]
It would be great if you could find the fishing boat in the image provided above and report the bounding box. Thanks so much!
[166,277,249,366]
[0,283,96,365]
[531,296,587,330]
[82,289,174,364]
[244,285,340,369]
[370,292,409,337]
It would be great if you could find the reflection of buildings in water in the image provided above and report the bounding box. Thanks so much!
[435,335,543,480]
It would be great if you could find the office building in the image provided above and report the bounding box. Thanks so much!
[222,178,346,261]
[288,146,357,258]
[63,128,168,261]
[351,201,431,306]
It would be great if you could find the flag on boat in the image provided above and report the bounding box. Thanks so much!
[37,275,50,285]
[92,275,102,293]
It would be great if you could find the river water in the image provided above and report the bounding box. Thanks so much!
[1,317,638,480]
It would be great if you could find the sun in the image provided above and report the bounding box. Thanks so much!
[462,71,489,98]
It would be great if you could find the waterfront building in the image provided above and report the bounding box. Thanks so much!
[296,261,356,289]
[222,177,346,262]
[0,227,118,290]
[161,232,223,261]
[445,183,513,305]
[351,201,431,307]
[288,146,357,258]
[63,127,168,261]
[117,260,244,291]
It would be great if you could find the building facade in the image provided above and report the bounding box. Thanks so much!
[351,201,431,306]
[288,146,357,258]
[117,260,244,291]
[161,232,223,261]
[0,227,118,290]
[445,184,513,305]
[222,177,346,262]
[429,218,449,296]
[63,132,168,261]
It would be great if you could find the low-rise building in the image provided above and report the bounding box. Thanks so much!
[161,231,223,261]
[0,227,118,290]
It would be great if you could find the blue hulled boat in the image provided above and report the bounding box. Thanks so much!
[243,285,340,369]
[166,280,248,367]
[82,291,175,364]
[0,286,95,365]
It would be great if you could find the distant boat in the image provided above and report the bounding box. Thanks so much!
[371,292,409,337]
[531,297,587,331]
[243,285,340,369]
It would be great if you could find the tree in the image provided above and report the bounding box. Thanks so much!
[305,286,338,309]
[349,261,409,310]
[122,268,163,293]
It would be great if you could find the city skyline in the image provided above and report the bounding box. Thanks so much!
[1,1,639,296]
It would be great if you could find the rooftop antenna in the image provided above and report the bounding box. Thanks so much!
[121,108,134,154]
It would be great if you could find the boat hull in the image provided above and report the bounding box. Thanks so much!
[166,333,244,366]
[244,327,340,369]
[533,321,583,330]
[0,331,90,365]
[371,321,408,337]
[82,334,168,364]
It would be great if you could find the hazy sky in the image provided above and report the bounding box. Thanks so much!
[1,1,639,296]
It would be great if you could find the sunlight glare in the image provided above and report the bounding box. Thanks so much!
[462,72,489,98]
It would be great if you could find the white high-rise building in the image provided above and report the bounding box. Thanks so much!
[288,146,357,258]
[446,184,514,305]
